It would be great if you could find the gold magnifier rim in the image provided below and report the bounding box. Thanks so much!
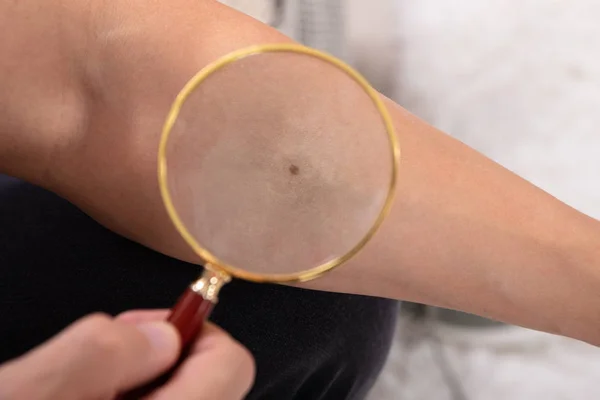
[158,43,400,283]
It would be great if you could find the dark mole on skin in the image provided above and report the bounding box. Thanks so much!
[289,164,300,175]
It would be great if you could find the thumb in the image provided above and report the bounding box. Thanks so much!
[0,313,180,400]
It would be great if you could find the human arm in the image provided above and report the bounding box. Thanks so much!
[1,0,599,344]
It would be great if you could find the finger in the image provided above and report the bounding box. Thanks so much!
[149,322,255,400]
[117,309,170,324]
[0,313,180,400]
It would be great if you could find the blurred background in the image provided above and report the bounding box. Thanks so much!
[220,1,600,399]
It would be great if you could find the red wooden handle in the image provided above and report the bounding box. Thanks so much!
[116,287,214,399]
[167,286,215,348]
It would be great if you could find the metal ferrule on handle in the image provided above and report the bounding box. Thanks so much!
[168,267,230,346]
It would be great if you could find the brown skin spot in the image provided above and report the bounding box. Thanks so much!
[289,164,300,175]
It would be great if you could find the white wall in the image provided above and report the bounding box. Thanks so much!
[394,0,600,220]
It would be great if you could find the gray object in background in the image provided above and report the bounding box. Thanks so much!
[296,0,346,59]
[431,308,505,328]
[218,0,347,59]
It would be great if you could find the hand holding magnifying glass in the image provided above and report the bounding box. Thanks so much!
[119,44,399,398]
[0,310,254,400]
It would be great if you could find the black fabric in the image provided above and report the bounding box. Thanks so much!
[0,175,397,399]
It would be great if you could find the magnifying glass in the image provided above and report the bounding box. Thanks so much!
[121,43,399,398]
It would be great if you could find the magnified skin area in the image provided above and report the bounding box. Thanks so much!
[165,51,393,275]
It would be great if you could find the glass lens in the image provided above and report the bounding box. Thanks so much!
[163,49,394,276]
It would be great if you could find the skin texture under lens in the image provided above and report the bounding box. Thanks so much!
[159,44,399,282]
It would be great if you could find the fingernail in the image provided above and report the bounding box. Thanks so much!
[137,322,179,353]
